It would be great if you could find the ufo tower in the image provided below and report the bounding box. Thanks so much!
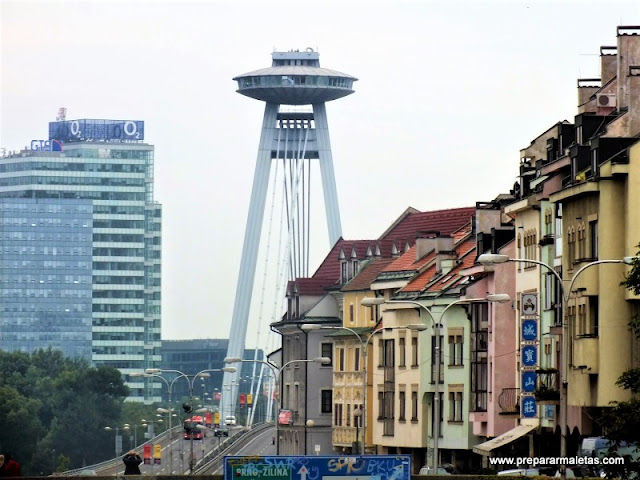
[222,49,357,416]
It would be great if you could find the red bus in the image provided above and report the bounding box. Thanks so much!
[183,415,206,440]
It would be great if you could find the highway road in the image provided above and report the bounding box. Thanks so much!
[199,425,276,475]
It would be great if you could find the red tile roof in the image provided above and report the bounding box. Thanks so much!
[341,257,396,292]
[292,206,476,296]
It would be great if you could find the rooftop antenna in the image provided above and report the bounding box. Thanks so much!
[56,107,67,121]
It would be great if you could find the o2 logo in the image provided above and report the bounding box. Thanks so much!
[31,139,63,152]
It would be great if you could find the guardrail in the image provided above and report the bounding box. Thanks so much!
[60,426,181,476]
[195,423,272,474]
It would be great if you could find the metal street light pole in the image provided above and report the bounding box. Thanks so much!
[300,322,426,455]
[478,253,634,478]
[104,426,121,458]
[362,294,510,474]
[224,356,330,454]
[143,366,236,474]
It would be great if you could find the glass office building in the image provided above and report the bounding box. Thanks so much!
[0,120,162,402]
[0,198,93,359]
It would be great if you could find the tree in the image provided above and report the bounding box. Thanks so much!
[599,248,640,478]
[0,349,129,475]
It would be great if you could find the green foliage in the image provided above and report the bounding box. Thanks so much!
[620,245,640,295]
[0,348,129,475]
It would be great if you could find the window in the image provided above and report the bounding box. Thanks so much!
[377,339,384,367]
[448,334,463,366]
[378,391,384,419]
[590,220,598,259]
[349,304,354,323]
[567,226,576,267]
[321,390,332,413]
[339,348,345,371]
[346,404,351,427]
[399,391,406,420]
[411,391,418,421]
[334,403,343,426]
[321,343,333,366]
[448,391,463,422]
[524,229,538,267]
[411,337,418,367]
[354,347,360,371]
[399,337,406,367]
[577,222,586,260]
[341,262,348,283]
[544,208,553,236]
[431,335,444,383]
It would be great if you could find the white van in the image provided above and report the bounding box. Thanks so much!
[224,415,237,426]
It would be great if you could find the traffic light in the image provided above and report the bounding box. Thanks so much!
[182,402,192,413]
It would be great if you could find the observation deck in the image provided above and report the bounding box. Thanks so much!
[233,49,357,105]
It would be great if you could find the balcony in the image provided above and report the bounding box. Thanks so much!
[535,368,560,404]
[498,388,520,415]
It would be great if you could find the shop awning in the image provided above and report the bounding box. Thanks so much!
[472,424,536,456]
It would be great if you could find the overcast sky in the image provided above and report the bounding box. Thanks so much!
[2,0,639,349]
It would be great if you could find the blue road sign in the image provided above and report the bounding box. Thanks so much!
[224,455,412,480]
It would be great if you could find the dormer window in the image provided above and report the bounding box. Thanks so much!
[341,261,348,283]
[351,259,359,277]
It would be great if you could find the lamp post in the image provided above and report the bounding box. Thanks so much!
[362,294,510,474]
[300,322,427,455]
[353,407,362,454]
[143,366,237,474]
[224,356,330,454]
[477,253,636,478]
[104,426,122,458]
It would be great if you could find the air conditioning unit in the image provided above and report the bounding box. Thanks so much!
[596,93,616,107]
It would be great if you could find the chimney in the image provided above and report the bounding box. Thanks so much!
[415,231,439,260]
[616,26,640,110]
[577,78,601,113]
[600,46,617,85]
[627,66,640,136]
[435,235,456,275]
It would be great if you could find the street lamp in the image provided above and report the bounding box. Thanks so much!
[143,366,236,474]
[353,407,363,454]
[224,356,330,454]
[361,294,510,473]
[478,253,635,478]
[300,322,427,454]
[104,426,122,458]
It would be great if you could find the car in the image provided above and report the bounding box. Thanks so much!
[224,415,237,426]
[497,468,540,477]
[78,470,97,476]
[419,465,453,475]
[214,428,229,437]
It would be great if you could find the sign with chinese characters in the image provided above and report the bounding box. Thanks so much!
[522,345,537,367]
[521,293,538,316]
[522,396,538,418]
[522,319,538,342]
[521,371,537,393]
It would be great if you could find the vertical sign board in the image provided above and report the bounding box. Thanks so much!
[143,444,152,464]
[153,444,162,465]
[520,293,539,421]
[224,455,411,480]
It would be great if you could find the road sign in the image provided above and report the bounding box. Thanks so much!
[224,455,411,480]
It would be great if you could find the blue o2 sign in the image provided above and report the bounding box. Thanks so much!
[49,119,144,142]
[31,139,63,152]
